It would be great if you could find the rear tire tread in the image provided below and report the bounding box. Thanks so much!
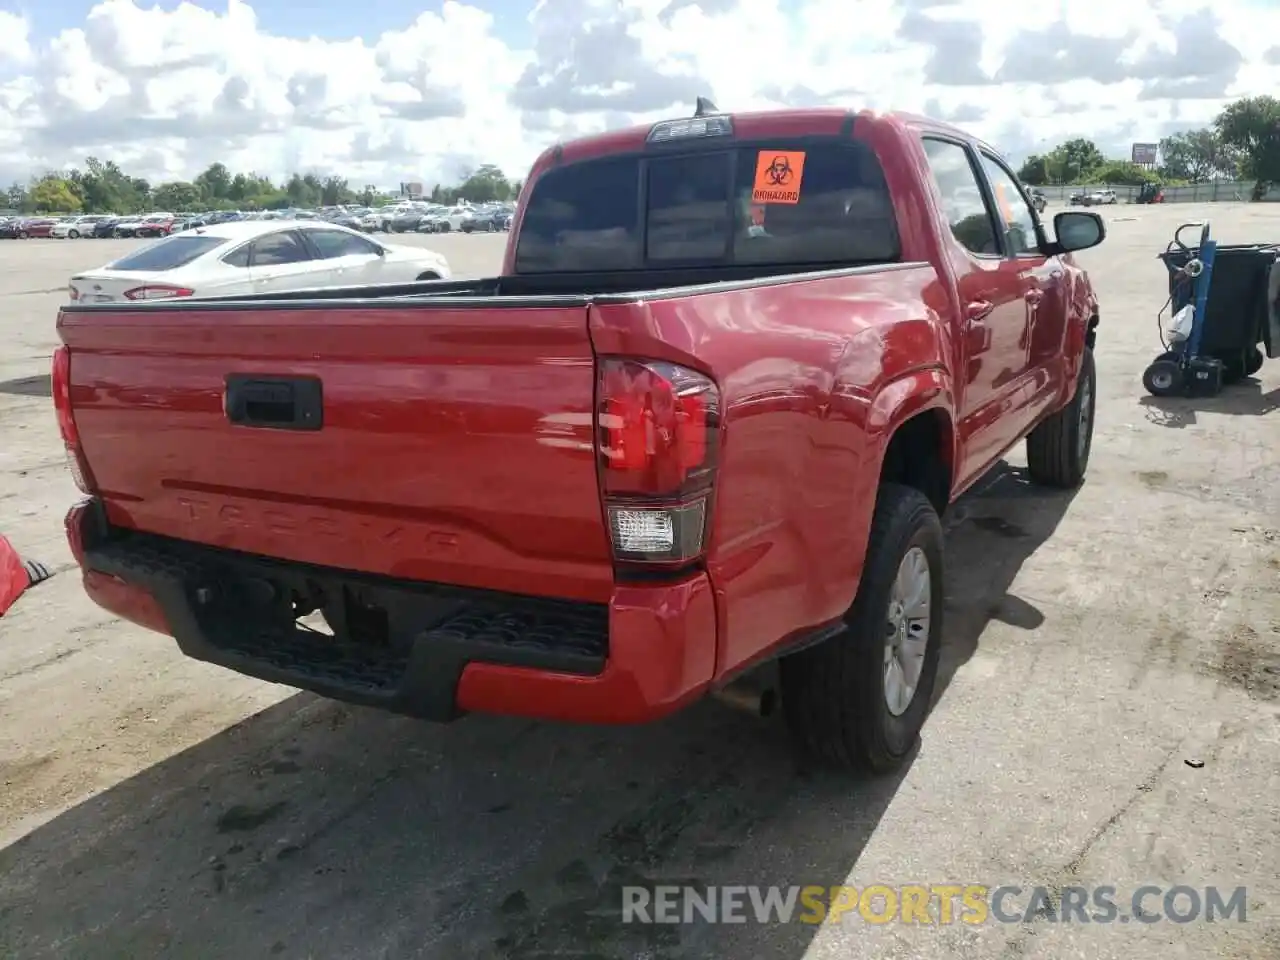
[1026,347,1095,488]
[781,483,944,773]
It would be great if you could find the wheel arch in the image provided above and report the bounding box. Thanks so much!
[867,368,957,517]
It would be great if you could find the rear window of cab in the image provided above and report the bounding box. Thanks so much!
[513,140,901,274]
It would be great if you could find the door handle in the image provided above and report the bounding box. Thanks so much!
[965,300,993,321]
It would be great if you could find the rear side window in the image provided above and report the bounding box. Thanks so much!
[307,229,382,259]
[515,157,641,272]
[921,138,999,257]
[105,235,226,271]
[514,140,899,273]
[250,231,313,266]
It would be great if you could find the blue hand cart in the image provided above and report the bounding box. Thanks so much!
[1143,221,1278,397]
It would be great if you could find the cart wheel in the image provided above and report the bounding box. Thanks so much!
[1245,347,1264,377]
[1143,359,1183,397]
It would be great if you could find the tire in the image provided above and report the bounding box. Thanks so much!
[486,222,495,232]
[1143,357,1183,398]
[1026,346,1096,488]
[69,230,79,239]
[780,483,944,773]
[17,230,27,239]
[415,271,440,281]
[1245,347,1265,376]
[1220,347,1265,382]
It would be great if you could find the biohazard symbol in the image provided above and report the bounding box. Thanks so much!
[752,150,806,205]
[764,155,794,186]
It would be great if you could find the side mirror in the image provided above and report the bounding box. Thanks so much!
[1053,211,1105,254]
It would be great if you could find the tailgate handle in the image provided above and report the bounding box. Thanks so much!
[224,375,323,431]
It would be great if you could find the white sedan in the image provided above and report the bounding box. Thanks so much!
[68,219,451,304]
[51,215,109,239]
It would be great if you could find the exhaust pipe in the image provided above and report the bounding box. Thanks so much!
[711,679,777,717]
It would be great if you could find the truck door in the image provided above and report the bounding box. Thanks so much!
[921,138,1038,484]
[973,151,1067,431]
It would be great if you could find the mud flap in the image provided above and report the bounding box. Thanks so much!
[1267,258,1280,359]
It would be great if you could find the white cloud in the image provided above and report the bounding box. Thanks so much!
[0,10,32,64]
[0,0,1277,190]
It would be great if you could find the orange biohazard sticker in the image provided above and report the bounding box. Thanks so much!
[752,151,806,204]
[993,182,1014,224]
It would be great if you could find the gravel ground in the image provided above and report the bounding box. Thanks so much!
[0,211,1277,960]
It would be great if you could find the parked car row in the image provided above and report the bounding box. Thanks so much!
[354,201,515,235]
[1,212,184,239]
[2,201,516,241]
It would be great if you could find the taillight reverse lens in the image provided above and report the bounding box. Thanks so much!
[597,358,721,565]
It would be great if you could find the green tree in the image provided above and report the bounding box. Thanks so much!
[454,164,514,203]
[1157,129,1239,183]
[195,163,232,201]
[321,175,351,206]
[1044,138,1105,184]
[1085,161,1158,186]
[1214,96,1280,200]
[1017,156,1051,185]
[284,172,321,207]
[29,176,82,213]
[152,181,203,211]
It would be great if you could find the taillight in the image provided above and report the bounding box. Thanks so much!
[597,358,720,565]
[51,346,97,494]
[122,284,194,301]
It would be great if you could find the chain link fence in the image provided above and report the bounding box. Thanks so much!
[1034,181,1280,204]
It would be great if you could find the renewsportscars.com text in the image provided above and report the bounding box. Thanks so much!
[621,884,1249,925]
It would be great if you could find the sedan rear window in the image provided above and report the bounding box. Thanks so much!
[106,235,227,271]
[514,139,900,273]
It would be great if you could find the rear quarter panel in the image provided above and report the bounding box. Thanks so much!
[590,265,953,677]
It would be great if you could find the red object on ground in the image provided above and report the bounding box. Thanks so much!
[0,534,30,616]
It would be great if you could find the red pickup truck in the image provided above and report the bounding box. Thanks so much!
[53,105,1105,771]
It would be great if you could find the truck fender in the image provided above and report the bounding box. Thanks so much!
[865,366,957,460]
[1061,278,1100,396]
[823,367,957,610]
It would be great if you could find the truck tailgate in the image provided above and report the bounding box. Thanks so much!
[59,303,613,603]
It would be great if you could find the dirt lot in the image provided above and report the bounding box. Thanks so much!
[1,212,1278,960]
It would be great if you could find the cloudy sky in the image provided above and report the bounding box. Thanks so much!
[0,0,1277,190]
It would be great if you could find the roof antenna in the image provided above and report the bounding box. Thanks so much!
[694,96,718,117]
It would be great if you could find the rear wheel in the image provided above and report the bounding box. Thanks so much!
[17,230,27,239]
[780,483,944,773]
[69,229,80,239]
[1027,346,1095,487]
[415,272,440,281]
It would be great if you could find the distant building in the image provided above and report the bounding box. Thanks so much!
[399,182,425,197]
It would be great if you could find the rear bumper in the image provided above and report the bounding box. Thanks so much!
[65,499,717,725]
